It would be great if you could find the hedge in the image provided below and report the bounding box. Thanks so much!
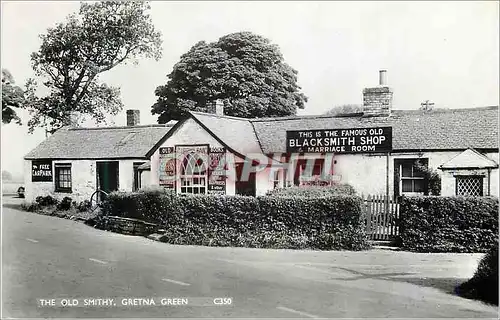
[266,184,356,197]
[100,191,369,250]
[399,196,498,253]
[456,245,498,305]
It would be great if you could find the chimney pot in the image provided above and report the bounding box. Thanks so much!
[126,109,140,126]
[379,69,387,86]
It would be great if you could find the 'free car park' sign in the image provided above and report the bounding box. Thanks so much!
[32,160,53,182]
[286,127,392,154]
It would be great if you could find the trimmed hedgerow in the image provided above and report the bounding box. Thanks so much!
[100,191,369,250]
[266,184,356,197]
[399,196,498,253]
[457,245,498,305]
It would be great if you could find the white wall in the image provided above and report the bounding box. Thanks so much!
[150,118,237,195]
[140,170,152,189]
[24,158,145,203]
[24,159,96,203]
[274,150,499,197]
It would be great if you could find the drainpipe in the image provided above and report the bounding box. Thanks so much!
[487,168,491,196]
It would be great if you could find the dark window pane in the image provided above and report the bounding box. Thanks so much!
[401,164,413,177]
[402,179,413,192]
[413,165,426,178]
[414,179,425,192]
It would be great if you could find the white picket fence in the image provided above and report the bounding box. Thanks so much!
[360,195,400,240]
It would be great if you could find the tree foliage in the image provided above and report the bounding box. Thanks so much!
[324,104,363,116]
[25,1,162,133]
[2,69,24,125]
[152,32,307,123]
[2,170,13,181]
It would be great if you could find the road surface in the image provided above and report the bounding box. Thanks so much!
[1,199,498,318]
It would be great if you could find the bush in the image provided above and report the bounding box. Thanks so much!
[457,245,498,305]
[56,196,73,211]
[35,195,58,206]
[399,196,498,252]
[21,202,40,212]
[77,200,92,212]
[100,191,369,250]
[266,183,356,197]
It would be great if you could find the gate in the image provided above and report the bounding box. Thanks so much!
[361,195,400,240]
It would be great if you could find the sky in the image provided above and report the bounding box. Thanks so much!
[1,1,499,178]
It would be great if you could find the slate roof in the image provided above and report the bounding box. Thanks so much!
[440,148,498,169]
[25,106,499,161]
[24,124,175,160]
[250,106,499,153]
[191,112,263,156]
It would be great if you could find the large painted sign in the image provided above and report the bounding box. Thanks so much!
[32,160,53,182]
[286,127,392,154]
[208,146,226,195]
[158,147,176,190]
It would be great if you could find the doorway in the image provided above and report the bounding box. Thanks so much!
[235,164,256,196]
[96,161,119,200]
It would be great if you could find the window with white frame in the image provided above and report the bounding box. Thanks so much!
[456,176,483,196]
[179,150,208,194]
[55,163,72,193]
[399,159,426,194]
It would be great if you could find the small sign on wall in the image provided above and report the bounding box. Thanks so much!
[208,146,226,195]
[159,147,176,190]
[32,160,53,182]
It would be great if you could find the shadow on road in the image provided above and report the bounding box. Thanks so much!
[328,266,467,296]
[390,277,467,295]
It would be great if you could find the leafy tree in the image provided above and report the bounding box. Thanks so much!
[2,69,24,125]
[152,32,307,123]
[25,1,162,133]
[2,170,13,181]
[324,104,363,116]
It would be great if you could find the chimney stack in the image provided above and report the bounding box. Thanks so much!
[363,70,393,117]
[207,100,224,116]
[126,109,140,126]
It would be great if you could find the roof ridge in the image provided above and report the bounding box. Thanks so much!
[249,106,499,123]
[190,111,254,122]
[69,124,174,131]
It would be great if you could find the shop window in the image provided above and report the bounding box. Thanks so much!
[179,151,207,194]
[55,163,72,193]
[295,159,324,186]
[395,159,427,196]
[456,176,483,196]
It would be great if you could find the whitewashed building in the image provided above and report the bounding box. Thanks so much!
[23,111,175,202]
[24,72,499,202]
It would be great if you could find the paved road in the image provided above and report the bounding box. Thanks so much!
[1,201,498,319]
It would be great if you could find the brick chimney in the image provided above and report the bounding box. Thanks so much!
[363,70,393,117]
[126,109,140,126]
[207,100,224,116]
